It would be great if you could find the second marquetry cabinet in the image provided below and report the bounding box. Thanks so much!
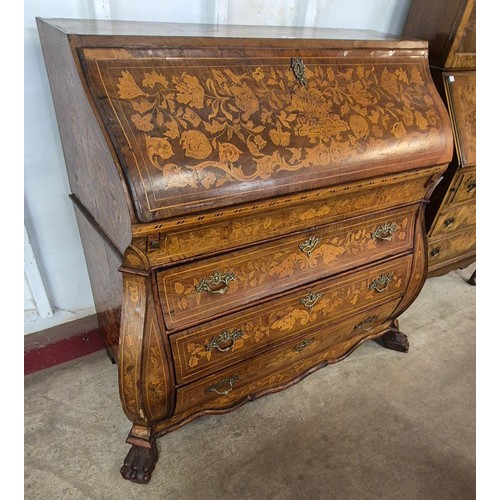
[404,0,476,277]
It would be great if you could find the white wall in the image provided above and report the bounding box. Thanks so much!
[24,0,411,334]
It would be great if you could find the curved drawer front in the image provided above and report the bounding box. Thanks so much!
[431,203,475,237]
[158,206,416,330]
[173,298,400,414]
[170,255,412,384]
[428,228,476,269]
[446,169,476,205]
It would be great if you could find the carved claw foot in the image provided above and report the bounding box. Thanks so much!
[120,439,158,484]
[381,329,410,353]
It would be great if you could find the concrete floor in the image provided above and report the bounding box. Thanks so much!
[25,265,476,500]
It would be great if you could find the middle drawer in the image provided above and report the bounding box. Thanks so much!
[170,253,412,385]
[429,202,475,237]
[158,205,416,331]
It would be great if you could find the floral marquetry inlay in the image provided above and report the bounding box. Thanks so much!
[178,259,408,374]
[111,61,442,193]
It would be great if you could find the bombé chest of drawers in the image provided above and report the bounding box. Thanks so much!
[37,18,452,484]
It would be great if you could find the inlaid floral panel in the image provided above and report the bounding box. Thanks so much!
[159,209,413,330]
[90,54,448,219]
[172,258,410,381]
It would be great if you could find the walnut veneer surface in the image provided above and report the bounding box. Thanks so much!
[404,0,476,276]
[37,18,453,484]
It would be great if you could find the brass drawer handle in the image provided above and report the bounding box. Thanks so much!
[300,291,323,310]
[206,375,239,396]
[291,57,306,86]
[444,217,456,227]
[354,315,378,332]
[206,328,243,353]
[372,222,397,241]
[195,271,236,295]
[466,180,476,192]
[368,273,394,293]
[299,235,322,256]
[294,338,315,352]
[430,246,441,257]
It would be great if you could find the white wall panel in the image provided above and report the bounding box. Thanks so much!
[303,0,411,34]
[106,0,209,23]
[24,0,97,332]
[225,0,301,26]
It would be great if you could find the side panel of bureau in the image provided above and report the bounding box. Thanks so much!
[73,207,123,360]
[37,19,134,254]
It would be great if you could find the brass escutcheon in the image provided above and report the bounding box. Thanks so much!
[466,180,476,192]
[293,338,315,352]
[300,291,323,310]
[430,246,441,257]
[195,271,236,295]
[372,222,398,241]
[206,375,239,396]
[299,235,322,256]
[368,273,394,293]
[206,328,243,353]
[291,57,307,86]
[354,315,378,332]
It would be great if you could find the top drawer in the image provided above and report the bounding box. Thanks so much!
[157,205,416,330]
[81,46,452,221]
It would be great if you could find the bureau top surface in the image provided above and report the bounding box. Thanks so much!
[38,18,452,224]
[39,18,423,47]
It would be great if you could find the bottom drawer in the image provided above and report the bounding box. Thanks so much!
[428,227,476,269]
[174,298,400,417]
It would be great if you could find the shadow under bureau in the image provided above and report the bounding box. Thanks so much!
[37,18,453,484]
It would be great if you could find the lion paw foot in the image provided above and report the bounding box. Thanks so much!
[120,441,158,484]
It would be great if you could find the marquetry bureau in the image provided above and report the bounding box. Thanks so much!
[37,18,452,483]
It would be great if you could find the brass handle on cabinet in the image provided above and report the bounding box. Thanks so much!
[354,315,378,332]
[466,180,476,192]
[291,57,307,86]
[368,273,394,293]
[206,329,243,353]
[299,235,322,256]
[293,338,315,352]
[444,217,456,227]
[300,291,323,310]
[372,222,398,241]
[206,375,239,396]
[430,246,441,257]
[195,271,236,295]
